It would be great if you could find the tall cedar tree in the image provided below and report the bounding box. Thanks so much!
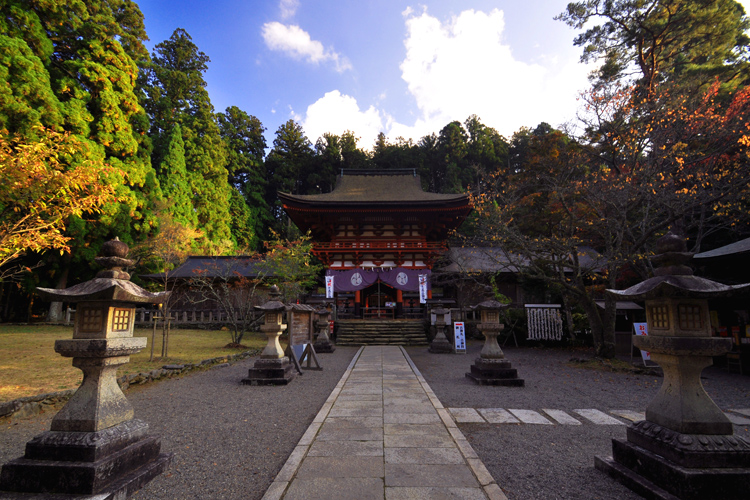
[143,29,233,250]
[265,120,314,236]
[217,106,269,248]
[311,133,344,193]
[158,125,196,228]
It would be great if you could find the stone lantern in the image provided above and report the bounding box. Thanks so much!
[0,238,172,498]
[313,302,335,353]
[596,232,750,499]
[465,292,524,386]
[242,285,295,385]
[429,301,453,353]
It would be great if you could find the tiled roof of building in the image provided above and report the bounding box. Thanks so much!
[141,256,267,281]
[694,237,750,260]
[278,170,469,207]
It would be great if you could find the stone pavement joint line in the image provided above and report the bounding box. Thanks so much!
[261,345,508,500]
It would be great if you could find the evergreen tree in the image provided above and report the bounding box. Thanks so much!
[228,187,257,250]
[371,133,420,171]
[0,0,161,285]
[340,131,371,170]
[156,125,196,228]
[311,133,343,193]
[143,28,232,249]
[436,121,469,194]
[217,106,269,245]
[265,120,314,235]
[464,115,509,193]
[558,0,750,94]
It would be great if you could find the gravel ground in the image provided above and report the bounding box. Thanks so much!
[406,341,750,500]
[1,342,748,500]
[0,347,360,500]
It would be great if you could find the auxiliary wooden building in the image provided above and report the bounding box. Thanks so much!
[279,169,472,344]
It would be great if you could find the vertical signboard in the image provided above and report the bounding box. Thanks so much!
[454,322,466,354]
[633,322,651,364]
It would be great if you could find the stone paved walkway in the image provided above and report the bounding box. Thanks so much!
[261,345,506,500]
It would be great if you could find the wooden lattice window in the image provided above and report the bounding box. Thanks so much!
[80,308,104,333]
[650,305,670,330]
[678,304,702,330]
[112,308,131,332]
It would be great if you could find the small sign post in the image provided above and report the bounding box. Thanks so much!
[285,304,321,373]
[633,322,656,366]
[454,322,466,354]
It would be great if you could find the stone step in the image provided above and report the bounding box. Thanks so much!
[335,319,428,346]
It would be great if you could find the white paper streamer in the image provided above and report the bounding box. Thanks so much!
[525,305,563,340]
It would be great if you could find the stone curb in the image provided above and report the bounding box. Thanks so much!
[0,348,262,420]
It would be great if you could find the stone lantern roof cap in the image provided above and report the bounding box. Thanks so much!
[472,299,510,310]
[37,278,170,304]
[255,285,286,312]
[608,232,750,300]
[607,275,750,301]
[471,285,509,310]
[36,237,169,304]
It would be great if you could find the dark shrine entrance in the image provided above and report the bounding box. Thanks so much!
[362,281,397,319]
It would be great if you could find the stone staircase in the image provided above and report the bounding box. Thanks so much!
[335,319,428,346]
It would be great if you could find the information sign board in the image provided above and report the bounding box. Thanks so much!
[454,322,466,354]
[633,322,652,364]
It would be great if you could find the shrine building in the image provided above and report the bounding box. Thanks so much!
[279,169,472,322]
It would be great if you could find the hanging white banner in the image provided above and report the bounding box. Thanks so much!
[325,276,334,299]
[418,274,428,304]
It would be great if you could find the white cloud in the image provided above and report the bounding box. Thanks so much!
[294,8,591,146]
[396,8,590,138]
[261,22,352,73]
[279,0,299,19]
[301,91,386,147]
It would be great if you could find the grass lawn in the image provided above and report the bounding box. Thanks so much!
[0,325,270,402]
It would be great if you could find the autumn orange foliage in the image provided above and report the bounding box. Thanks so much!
[0,128,120,276]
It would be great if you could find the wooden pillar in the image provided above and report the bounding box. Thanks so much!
[396,289,403,318]
[354,290,361,317]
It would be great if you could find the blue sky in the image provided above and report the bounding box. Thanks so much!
[135,0,750,150]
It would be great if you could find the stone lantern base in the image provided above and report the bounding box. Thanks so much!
[428,335,453,354]
[313,340,335,353]
[595,336,750,499]
[0,419,172,499]
[313,337,335,353]
[596,421,750,500]
[465,358,524,386]
[242,357,296,386]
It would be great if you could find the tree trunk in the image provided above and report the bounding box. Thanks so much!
[580,296,616,358]
[47,258,70,323]
[561,294,576,341]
